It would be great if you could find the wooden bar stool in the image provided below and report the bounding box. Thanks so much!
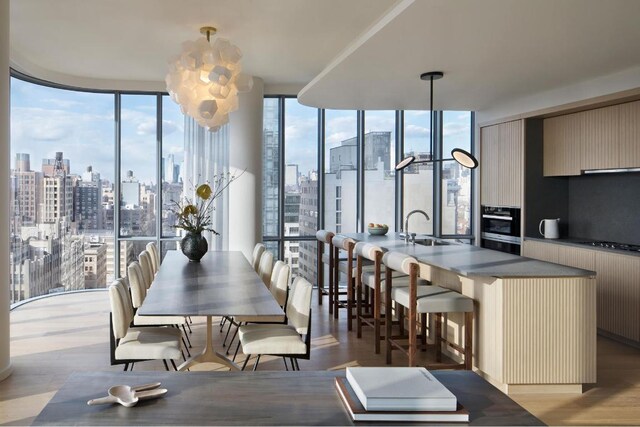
[355,242,423,353]
[384,251,474,369]
[315,230,335,311]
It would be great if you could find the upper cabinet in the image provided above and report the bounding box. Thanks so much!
[543,112,582,176]
[543,100,640,176]
[480,120,523,207]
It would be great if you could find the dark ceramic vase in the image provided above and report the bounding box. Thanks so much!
[181,232,208,262]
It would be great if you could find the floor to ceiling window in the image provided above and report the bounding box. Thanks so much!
[263,98,475,287]
[9,76,115,303]
[9,74,190,304]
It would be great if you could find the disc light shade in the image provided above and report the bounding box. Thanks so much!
[394,71,479,171]
[166,27,253,132]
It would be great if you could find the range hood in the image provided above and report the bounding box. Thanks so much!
[583,167,640,175]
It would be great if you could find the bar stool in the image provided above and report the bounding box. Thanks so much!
[384,251,474,369]
[354,242,422,353]
[315,230,335,310]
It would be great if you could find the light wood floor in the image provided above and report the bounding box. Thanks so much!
[2,290,640,425]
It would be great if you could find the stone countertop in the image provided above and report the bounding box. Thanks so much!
[524,236,640,257]
[343,233,595,278]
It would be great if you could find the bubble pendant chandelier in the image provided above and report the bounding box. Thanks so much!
[165,26,254,131]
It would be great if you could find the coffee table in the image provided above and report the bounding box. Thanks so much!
[137,251,284,371]
[32,370,545,425]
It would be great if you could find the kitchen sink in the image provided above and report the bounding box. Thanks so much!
[414,238,450,246]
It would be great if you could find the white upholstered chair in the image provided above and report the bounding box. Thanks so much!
[239,276,313,371]
[257,250,274,288]
[128,261,191,351]
[109,279,183,371]
[138,250,155,289]
[223,261,291,353]
[146,242,160,275]
[251,243,266,272]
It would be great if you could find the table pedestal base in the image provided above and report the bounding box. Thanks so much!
[177,316,240,371]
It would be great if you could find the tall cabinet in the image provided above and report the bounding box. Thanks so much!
[480,120,524,207]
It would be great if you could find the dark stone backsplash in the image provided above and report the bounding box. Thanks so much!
[567,173,640,245]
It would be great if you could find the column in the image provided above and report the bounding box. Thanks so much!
[0,0,13,381]
[228,78,264,261]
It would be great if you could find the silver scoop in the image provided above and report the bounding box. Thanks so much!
[87,382,166,407]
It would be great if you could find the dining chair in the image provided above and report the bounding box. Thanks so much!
[384,251,474,369]
[257,250,275,288]
[138,250,154,289]
[224,261,291,354]
[108,279,183,371]
[239,276,313,371]
[146,242,160,275]
[128,261,192,351]
[315,230,335,309]
[251,243,266,272]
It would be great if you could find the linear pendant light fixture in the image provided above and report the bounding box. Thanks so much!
[165,26,253,132]
[395,71,478,171]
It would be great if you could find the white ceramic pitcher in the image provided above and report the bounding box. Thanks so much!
[539,218,560,239]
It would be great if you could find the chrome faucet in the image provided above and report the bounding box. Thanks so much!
[403,209,430,243]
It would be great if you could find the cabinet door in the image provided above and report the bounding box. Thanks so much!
[581,105,620,171]
[595,252,640,341]
[522,240,559,263]
[543,113,582,176]
[480,120,523,207]
[619,100,640,168]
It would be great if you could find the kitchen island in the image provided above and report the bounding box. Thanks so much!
[344,233,596,394]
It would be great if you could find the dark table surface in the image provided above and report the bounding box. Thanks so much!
[33,370,544,426]
[137,251,283,317]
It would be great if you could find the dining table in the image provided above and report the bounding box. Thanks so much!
[137,250,284,371]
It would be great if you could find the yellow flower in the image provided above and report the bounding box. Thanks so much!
[182,204,198,216]
[196,183,212,200]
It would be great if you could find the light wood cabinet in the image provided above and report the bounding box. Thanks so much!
[543,100,640,176]
[619,100,640,168]
[480,120,523,207]
[523,239,640,343]
[543,113,582,176]
[581,105,620,170]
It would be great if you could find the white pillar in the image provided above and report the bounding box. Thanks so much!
[228,78,263,261]
[0,0,13,382]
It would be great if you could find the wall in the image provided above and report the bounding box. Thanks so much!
[567,173,640,244]
[1,0,12,381]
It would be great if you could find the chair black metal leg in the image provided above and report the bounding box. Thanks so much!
[163,359,170,371]
[123,362,129,371]
[293,358,300,371]
[232,339,242,361]
[283,357,289,371]
[181,337,192,357]
[252,355,261,371]
[225,323,241,355]
[171,359,178,371]
[219,316,228,331]
[129,362,134,371]
[241,355,251,371]
[222,319,235,347]
[185,319,193,333]
[181,349,186,361]
[182,325,192,347]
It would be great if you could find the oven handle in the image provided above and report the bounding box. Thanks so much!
[482,214,513,221]
[481,233,521,244]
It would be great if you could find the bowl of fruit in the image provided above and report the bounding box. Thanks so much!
[367,223,389,235]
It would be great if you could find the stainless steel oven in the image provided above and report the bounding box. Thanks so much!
[480,206,521,254]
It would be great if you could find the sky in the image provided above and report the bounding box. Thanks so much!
[10,77,471,183]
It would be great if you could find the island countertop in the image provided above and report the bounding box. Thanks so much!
[343,232,595,278]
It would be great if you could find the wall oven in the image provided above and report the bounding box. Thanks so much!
[480,206,521,255]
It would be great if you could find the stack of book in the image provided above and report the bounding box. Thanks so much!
[335,367,469,423]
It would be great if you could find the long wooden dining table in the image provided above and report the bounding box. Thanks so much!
[137,250,284,371]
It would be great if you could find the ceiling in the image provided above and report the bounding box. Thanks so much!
[10,0,640,111]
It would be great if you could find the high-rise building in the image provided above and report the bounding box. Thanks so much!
[297,174,318,286]
[40,152,74,224]
[329,131,392,174]
[41,152,70,175]
[121,170,140,207]
[11,153,41,230]
[83,242,107,289]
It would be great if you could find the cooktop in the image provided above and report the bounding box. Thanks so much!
[577,241,640,252]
